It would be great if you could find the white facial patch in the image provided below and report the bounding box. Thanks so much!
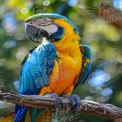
[39,24,58,36]
[28,18,58,36]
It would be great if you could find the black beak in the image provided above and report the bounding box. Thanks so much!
[25,23,49,43]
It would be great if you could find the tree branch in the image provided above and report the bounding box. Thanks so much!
[98,2,122,29]
[0,89,122,121]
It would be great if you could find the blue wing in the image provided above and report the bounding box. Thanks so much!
[75,45,92,88]
[15,42,56,122]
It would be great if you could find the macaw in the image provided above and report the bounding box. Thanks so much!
[14,13,92,122]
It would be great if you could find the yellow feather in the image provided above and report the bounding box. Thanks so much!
[45,19,82,95]
[0,112,14,122]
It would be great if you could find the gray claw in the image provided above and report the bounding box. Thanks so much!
[44,93,62,107]
[62,94,81,111]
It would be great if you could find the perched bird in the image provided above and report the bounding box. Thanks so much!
[14,13,92,122]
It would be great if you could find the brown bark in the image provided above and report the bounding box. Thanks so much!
[98,2,122,29]
[0,89,122,121]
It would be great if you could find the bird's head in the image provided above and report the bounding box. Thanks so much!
[25,13,79,43]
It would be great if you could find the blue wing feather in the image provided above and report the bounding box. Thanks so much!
[15,42,56,122]
[75,45,92,88]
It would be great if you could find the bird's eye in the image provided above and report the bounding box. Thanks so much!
[30,21,33,24]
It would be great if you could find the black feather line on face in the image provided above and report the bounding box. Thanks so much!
[25,24,49,42]
[47,26,64,41]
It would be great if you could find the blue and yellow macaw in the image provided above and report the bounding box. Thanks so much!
[14,13,92,122]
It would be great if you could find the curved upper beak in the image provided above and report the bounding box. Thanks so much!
[25,23,49,43]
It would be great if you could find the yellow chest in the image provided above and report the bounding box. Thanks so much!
[48,42,82,95]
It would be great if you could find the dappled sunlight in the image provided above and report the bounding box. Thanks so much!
[113,0,122,10]
[68,0,78,7]
[20,8,29,14]
[101,88,113,97]
[88,69,110,87]
[43,0,51,6]
[13,80,20,91]
[3,40,16,49]
[0,59,6,67]
[16,47,28,60]
[0,101,13,109]
[2,12,17,34]
[84,19,120,42]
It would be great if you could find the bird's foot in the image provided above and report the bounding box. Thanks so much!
[62,94,81,111]
[44,93,62,108]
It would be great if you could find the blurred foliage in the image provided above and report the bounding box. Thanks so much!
[0,0,122,122]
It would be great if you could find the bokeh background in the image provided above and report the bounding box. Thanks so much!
[0,0,122,122]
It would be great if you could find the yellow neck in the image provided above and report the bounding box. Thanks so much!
[52,19,80,55]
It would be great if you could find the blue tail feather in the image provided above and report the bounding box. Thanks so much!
[14,106,28,122]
